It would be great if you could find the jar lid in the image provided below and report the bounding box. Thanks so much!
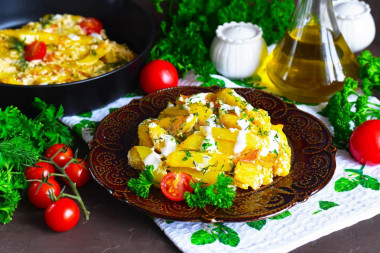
[334,1,371,20]
[216,21,263,44]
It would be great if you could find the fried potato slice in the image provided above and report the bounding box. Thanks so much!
[127,146,153,171]
[166,151,233,172]
[233,161,273,190]
[169,167,222,186]
[157,115,197,137]
[179,133,205,151]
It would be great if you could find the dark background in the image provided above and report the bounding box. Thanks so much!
[1,0,379,252]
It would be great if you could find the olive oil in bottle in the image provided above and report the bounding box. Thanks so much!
[266,0,359,104]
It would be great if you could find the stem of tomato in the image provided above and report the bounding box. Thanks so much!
[47,149,90,221]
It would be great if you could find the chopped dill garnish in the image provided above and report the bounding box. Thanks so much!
[8,37,27,71]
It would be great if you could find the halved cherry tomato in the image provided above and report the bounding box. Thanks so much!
[28,178,61,209]
[79,17,103,35]
[44,144,73,168]
[161,172,193,201]
[25,41,47,61]
[45,198,80,232]
[24,161,55,180]
[63,159,91,187]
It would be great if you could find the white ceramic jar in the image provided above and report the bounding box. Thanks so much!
[334,0,376,53]
[210,22,267,79]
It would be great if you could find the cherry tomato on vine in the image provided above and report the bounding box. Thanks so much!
[25,41,47,61]
[28,178,61,209]
[45,198,80,232]
[139,59,178,94]
[79,17,103,35]
[161,172,193,201]
[24,161,55,180]
[349,119,380,165]
[44,144,73,168]
[64,159,91,187]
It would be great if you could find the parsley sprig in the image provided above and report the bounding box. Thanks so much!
[357,50,380,96]
[320,77,380,149]
[184,173,236,209]
[128,165,158,198]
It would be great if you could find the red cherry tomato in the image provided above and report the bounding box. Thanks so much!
[139,59,178,94]
[161,172,193,201]
[28,178,61,209]
[349,119,380,165]
[24,161,55,180]
[44,144,73,168]
[24,41,47,61]
[45,198,80,232]
[79,17,103,35]
[63,159,91,187]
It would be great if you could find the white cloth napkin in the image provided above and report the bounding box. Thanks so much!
[61,74,380,253]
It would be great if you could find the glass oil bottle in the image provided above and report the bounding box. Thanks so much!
[266,0,359,103]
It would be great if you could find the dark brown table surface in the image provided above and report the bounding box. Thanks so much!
[1,1,380,252]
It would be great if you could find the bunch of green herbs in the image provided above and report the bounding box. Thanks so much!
[128,165,236,209]
[320,77,380,149]
[184,173,236,209]
[149,0,294,86]
[357,50,380,96]
[0,98,73,224]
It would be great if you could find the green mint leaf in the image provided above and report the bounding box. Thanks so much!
[312,210,323,215]
[215,224,240,247]
[191,229,217,245]
[109,108,120,114]
[319,201,339,210]
[72,119,99,136]
[360,175,380,190]
[77,111,93,118]
[344,169,363,175]
[246,219,267,231]
[269,210,291,220]
[334,177,360,192]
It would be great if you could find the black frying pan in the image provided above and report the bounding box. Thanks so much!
[0,0,155,115]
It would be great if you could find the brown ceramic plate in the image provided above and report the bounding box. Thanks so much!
[88,86,337,222]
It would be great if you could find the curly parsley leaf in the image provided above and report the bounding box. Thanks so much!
[31,97,73,152]
[357,50,380,96]
[128,165,158,198]
[184,173,236,209]
[320,78,380,149]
